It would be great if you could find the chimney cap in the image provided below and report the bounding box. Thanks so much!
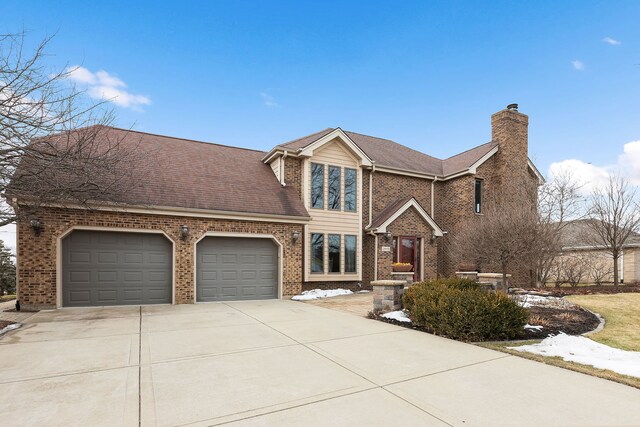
[507,103,518,111]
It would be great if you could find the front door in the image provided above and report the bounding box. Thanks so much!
[394,236,421,282]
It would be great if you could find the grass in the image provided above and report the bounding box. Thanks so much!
[479,341,640,390]
[566,293,640,351]
[0,294,16,302]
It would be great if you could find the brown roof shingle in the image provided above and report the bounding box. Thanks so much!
[279,128,497,177]
[14,127,309,219]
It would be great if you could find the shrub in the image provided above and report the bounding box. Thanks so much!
[402,278,528,341]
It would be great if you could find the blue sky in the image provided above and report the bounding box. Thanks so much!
[1,0,639,249]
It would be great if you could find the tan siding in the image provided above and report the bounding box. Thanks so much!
[304,139,362,281]
[269,157,281,181]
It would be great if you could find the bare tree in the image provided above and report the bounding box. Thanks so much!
[1,31,140,226]
[534,170,584,287]
[450,189,542,292]
[562,255,588,287]
[586,175,640,286]
[590,257,613,286]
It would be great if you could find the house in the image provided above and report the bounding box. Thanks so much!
[553,219,640,284]
[9,104,543,309]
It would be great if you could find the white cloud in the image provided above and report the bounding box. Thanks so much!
[66,66,151,110]
[548,159,609,194]
[548,139,640,194]
[260,91,278,108]
[572,60,585,71]
[602,36,621,46]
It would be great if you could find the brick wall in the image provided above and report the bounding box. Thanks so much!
[17,207,303,310]
[386,207,438,280]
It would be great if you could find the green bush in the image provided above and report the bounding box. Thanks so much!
[402,278,528,341]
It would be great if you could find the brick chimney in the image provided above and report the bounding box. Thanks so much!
[491,104,529,193]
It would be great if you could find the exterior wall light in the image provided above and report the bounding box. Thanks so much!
[292,231,300,243]
[180,224,189,240]
[30,219,43,236]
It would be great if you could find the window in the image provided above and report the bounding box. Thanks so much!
[328,234,340,273]
[328,166,341,210]
[344,235,356,273]
[311,233,324,273]
[474,179,483,214]
[344,168,356,212]
[311,163,324,209]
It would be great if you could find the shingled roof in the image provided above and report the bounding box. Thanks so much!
[12,127,310,219]
[278,128,498,177]
[559,219,640,249]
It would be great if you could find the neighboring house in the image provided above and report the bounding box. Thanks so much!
[9,104,542,309]
[554,219,640,284]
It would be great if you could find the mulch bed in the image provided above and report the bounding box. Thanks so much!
[0,320,16,330]
[521,284,640,297]
[370,302,602,341]
[522,306,600,339]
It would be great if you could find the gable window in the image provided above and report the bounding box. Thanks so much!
[344,168,357,212]
[344,235,356,273]
[311,233,324,273]
[311,163,324,209]
[474,179,483,214]
[328,234,340,272]
[328,166,341,210]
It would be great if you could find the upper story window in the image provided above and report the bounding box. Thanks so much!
[344,168,357,212]
[475,179,483,214]
[311,163,324,209]
[328,166,341,210]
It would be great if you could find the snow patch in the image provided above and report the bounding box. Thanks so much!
[291,289,353,301]
[509,333,640,378]
[513,294,574,309]
[381,310,411,323]
[524,324,544,331]
[0,323,21,336]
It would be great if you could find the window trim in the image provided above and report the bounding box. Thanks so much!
[311,163,325,209]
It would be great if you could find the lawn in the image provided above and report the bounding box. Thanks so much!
[479,293,640,389]
[566,293,640,351]
[0,294,16,302]
[479,341,640,390]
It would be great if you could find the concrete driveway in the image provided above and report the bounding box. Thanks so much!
[1,300,639,426]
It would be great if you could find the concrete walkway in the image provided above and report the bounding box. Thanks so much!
[0,300,639,426]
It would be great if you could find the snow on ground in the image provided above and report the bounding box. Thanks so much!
[524,324,543,331]
[513,294,574,309]
[381,310,411,323]
[509,333,640,378]
[291,288,353,301]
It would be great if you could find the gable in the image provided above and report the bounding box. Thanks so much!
[368,197,444,236]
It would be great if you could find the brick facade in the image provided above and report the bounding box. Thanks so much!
[17,207,303,310]
[15,107,539,307]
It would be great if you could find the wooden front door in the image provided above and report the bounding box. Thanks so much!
[395,236,421,282]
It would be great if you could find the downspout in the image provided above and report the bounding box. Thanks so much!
[280,150,288,186]
[365,163,377,281]
[366,162,376,229]
[431,178,436,219]
[621,250,624,283]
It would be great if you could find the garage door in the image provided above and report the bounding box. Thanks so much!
[196,237,278,302]
[62,230,172,307]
